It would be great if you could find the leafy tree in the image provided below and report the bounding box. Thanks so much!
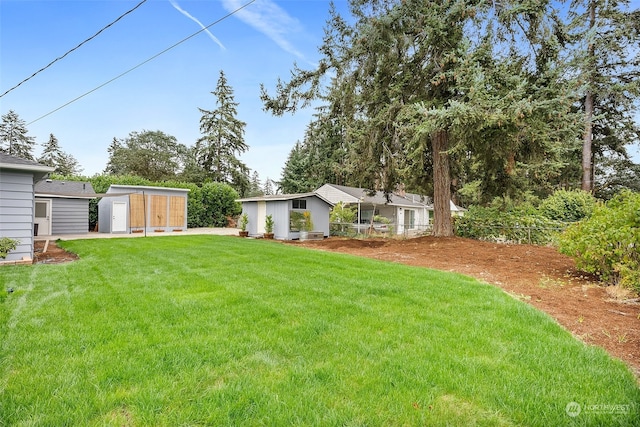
[567,0,640,191]
[195,70,249,193]
[38,133,82,176]
[0,110,36,160]
[104,130,186,181]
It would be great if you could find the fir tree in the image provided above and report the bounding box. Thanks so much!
[0,110,36,160]
[568,0,640,191]
[195,70,249,190]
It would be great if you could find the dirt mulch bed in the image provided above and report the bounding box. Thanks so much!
[33,237,639,377]
[289,236,640,377]
[34,240,79,264]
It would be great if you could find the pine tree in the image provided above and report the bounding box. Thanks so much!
[195,70,249,189]
[0,110,36,160]
[279,141,313,194]
[38,133,82,176]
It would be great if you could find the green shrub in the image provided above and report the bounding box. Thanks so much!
[539,189,596,222]
[559,190,640,292]
[454,205,565,245]
[199,182,241,227]
[0,237,19,259]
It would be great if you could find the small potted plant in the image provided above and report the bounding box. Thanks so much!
[264,214,275,239]
[239,213,249,237]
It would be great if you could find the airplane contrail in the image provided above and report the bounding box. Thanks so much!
[169,0,225,50]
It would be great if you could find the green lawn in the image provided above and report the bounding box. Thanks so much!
[1,235,638,426]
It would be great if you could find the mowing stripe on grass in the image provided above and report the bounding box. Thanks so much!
[1,235,638,426]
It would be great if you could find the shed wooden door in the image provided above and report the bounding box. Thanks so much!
[150,195,168,227]
[169,196,185,227]
[129,194,145,228]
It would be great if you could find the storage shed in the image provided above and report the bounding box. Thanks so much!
[0,153,54,263]
[237,193,333,240]
[97,185,189,234]
[34,179,96,235]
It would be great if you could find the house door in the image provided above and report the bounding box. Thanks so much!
[34,200,51,235]
[112,201,128,233]
[257,201,266,234]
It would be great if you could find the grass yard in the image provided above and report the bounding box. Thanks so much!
[1,235,638,426]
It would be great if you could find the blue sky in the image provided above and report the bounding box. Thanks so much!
[1,0,638,183]
[1,0,350,181]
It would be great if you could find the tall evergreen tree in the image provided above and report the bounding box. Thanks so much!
[195,70,249,192]
[38,134,62,168]
[263,0,576,236]
[0,110,36,160]
[568,0,640,191]
[38,133,83,176]
[279,141,313,194]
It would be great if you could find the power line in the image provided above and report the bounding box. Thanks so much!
[27,0,257,126]
[1,0,149,99]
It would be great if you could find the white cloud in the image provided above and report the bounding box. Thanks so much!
[169,0,226,50]
[222,0,306,60]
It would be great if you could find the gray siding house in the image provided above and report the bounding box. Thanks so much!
[98,185,189,234]
[0,153,54,263]
[34,180,96,235]
[237,193,333,240]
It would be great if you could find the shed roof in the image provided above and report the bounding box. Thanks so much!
[107,184,190,193]
[237,192,334,206]
[35,179,96,199]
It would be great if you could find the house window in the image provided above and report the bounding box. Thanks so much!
[404,209,415,229]
[292,199,307,209]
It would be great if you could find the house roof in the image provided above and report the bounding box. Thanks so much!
[317,184,431,208]
[0,152,54,174]
[35,179,96,199]
[237,192,334,206]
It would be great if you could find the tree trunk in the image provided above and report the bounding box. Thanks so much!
[582,90,594,192]
[431,129,453,237]
[581,0,596,193]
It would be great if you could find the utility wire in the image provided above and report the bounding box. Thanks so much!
[27,0,256,126]
[1,0,148,98]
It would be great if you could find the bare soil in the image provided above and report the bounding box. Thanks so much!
[34,237,640,377]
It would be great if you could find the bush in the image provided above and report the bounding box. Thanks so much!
[539,189,596,222]
[199,182,241,227]
[0,237,19,259]
[454,205,565,245]
[559,190,640,292]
